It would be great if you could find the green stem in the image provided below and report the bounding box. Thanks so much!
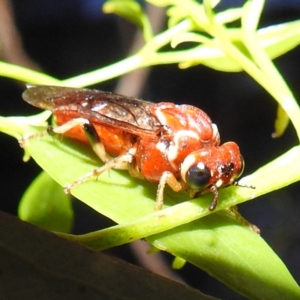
[218,30,299,128]
[61,19,194,87]
[57,145,300,251]
[206,13,300,140]
[0,61,60,85]
[57,201,210,250]
[179,0,300,140]
[61,55,143,87]
[241,0,300,139]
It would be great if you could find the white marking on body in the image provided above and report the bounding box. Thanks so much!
[180,154,196,182]
[156,140,168,152]
[212,123,220,141]
[215,179,223,188]
[128,147,137,155]
[217,165,224,175]
[167,130,199,162]
[155,108,168,125]
[155,108,200,168]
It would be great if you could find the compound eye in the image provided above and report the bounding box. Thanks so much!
[47,126,55,136]
[185,163,211,190]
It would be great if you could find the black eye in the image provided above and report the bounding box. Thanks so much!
[185,163,211,190]
[46,126,55,136]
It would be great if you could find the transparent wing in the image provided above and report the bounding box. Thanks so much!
[23,85,160,137]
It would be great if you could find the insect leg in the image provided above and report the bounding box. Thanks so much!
[19,129,48,147]
[81,120,113,163]
[21,117,113,163]
[64,152,134,194]
[48,118,112,162]
[209,185,219,211]
[47,117,89,135]
[19,118,82,148]
[155,171,182,211]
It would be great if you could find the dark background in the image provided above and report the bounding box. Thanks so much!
[0,0,300,299]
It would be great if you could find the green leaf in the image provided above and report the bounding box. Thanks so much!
[175,42,244,72]
[103,0,153,41]
[18,120,300,299]
[214,7,243,24]
[146,0,174,7]
[258,20,300,63]
[170,20,300,73]
[0,111,51,140]
[148,212,300,300]
[167,6,191,28]
[272,104,290,138]
[23,134,157,221]
[18,171,74,233]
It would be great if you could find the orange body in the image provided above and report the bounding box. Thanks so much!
[22,85,245,210]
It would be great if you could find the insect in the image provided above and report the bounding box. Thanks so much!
[21,85,247,211]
